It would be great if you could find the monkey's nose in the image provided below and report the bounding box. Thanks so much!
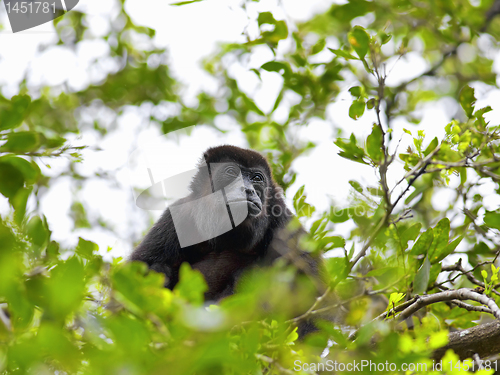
[241,186,252,194]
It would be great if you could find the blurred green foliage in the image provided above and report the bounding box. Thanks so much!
[1,0,500,373]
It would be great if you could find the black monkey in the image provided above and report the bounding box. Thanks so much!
[131,145,320,301]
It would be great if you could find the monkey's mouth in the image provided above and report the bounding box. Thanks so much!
[227,199,262,215]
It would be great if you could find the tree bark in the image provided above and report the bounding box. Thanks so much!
[432,320,500,360]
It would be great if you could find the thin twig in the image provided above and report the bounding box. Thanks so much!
[450,299,494,315]
[391,145,441,208]
[288,287,331,324]
[349,211,391,270]
[442,259,500,297]
[348,297,417,340]
[255,354,295,375]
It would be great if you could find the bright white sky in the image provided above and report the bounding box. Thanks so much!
[0,0,500,259]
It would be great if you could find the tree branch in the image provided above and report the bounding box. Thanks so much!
[397,288,500,321]
[432,320,500,360]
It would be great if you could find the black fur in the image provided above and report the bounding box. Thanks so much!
[131,145,312,301]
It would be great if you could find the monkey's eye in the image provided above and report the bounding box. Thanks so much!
[224,166,240,177]
[252,173,264,182]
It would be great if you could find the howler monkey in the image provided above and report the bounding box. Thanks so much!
[131,145,320,301]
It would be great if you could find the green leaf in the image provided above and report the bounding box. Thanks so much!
[459,85,476,118]
[349,99,365,120]
[12,187,32,225]
[319,236,345,250]
[48,257,86,318]
[429,218,450,260]
[261,61,290,78]
[0,132,40,153]
[174,263,207,305]
[0,220,18,255]
[258,13,288,43]
[349,180,363,193]
[380,32,392,45]
[325,257,349,286]
[293,185,305,203]
[311,38,326,54]
[27,216,49,247]
[76,238,98,259]
[429,330,449,349]
[484,211,500,230]
[37,323,81,371]
[348,26,370,59]
[257,12,276,26]
[428,263,442,287]
[328,48,358,60]
[0,161,24,198]
[27,257,87,320]
[310,217,327,235]
[474,106,492,130]
[400,223,422,251]
[413,256,431,294]
[45,136,66,149]
[286,327,299,344]
[386,292,406,309]
[365,267,399,278]
[334,134,368,164]
[348,242,355,260]
[71,201,91,229]
[267,20,288,41]
[366,125,383,163]
[330,208,350,223]
[330,0,372,22]
[423,137,439,156]
[367,187,384,196]
[0,156,40,184]
[410,228,434,256]
[171,0,204,5]
[112,262,168,315]
[0,94,31,131]
[432,236,463,264]
[272,89,285,112]
[293,185,315,218]
[349,86,362,97]
[319,325,348,348]
[460,168,467,186]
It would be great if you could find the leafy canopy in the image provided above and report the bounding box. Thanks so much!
[1,0,500,373]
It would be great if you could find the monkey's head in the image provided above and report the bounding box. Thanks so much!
[185,145,288,252]
[189,145,273,217]
[208,146,271,215]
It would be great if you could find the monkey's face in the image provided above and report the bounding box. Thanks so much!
[211,163,267,218]
[175,161,269,247]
